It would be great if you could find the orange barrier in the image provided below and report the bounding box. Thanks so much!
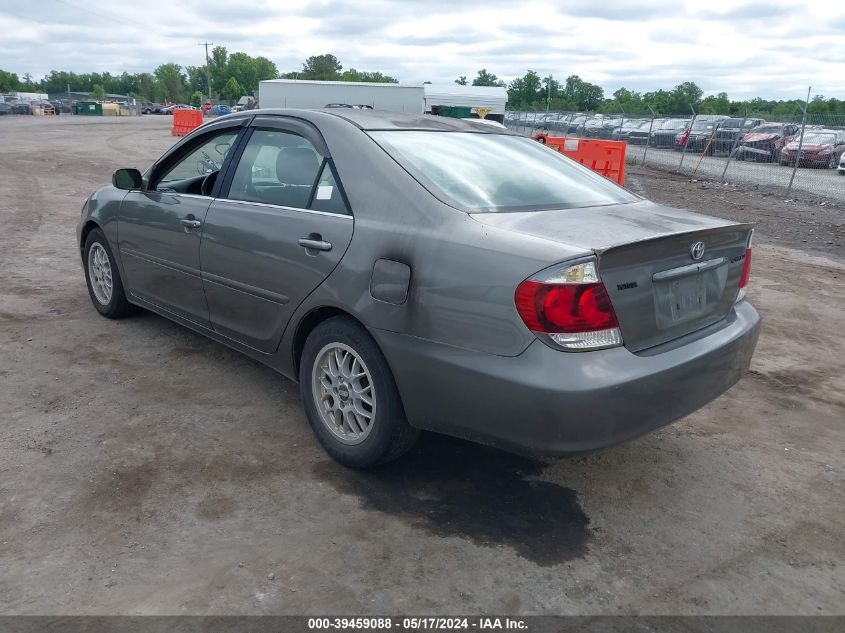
[532,133,626,186]
[170,109,204,136]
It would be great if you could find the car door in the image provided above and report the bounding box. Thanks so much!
[117,120,247,327]
[199,116,354,352]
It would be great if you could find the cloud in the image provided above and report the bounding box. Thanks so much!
[0,0,843,100]
[695,2,791,21]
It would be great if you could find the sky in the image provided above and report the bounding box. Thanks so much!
[1,0,843,101]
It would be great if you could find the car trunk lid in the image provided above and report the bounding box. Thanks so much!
[471,201,752,352]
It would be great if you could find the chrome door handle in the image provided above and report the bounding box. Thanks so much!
[298,238,332,251]
[180,219,202,229]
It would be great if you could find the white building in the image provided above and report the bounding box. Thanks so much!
[259,80,425,113]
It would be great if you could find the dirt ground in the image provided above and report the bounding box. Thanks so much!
[0,116,843,615]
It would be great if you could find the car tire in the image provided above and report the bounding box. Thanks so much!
[299,316,419,468]
[83,228,136,319]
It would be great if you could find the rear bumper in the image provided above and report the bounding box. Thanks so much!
[372,300,760,456]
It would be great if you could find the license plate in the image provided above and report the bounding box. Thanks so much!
[669,275,707,322]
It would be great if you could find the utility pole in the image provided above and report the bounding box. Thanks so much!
[546,74,553,112]
[198,42,213,103]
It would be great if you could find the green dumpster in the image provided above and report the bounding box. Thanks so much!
[430,105,472,119]
[75,101,102,116]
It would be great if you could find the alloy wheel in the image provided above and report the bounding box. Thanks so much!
[311,342,376,445]
[87,242,113,305]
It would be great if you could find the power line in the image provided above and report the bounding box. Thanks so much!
[51,0,148,30]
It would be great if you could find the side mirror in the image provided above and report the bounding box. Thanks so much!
[112,168,143,190]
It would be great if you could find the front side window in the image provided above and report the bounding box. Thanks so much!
[371,131,638,213]
[155,131,238,191]
[227,129,323,209]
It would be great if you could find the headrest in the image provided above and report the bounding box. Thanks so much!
[276,147,320,186]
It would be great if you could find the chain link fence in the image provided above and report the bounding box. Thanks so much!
[505,109,845,202]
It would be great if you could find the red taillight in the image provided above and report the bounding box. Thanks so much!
[515,280,619,333]
[738,248,751,288]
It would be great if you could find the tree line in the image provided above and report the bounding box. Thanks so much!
[478,69,845,118]
[0,52,397,105]
[2,54,843,116]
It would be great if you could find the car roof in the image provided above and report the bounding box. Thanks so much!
[241,108,517,134]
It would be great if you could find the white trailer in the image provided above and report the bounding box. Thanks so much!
[423,85,508,121]
[7,91,49,102]
[258,79,425,113]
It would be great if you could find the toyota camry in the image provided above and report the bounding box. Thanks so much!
[77,109,760,467]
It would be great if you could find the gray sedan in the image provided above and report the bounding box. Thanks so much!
[77,109,760,467]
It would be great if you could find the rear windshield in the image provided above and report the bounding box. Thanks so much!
[721,118,752,129]
[370,131,638,213]
[659,119,689,130]
[691,119,721,131]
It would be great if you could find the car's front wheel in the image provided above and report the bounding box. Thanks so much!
[299,316,419,468]
[83,228,135,319]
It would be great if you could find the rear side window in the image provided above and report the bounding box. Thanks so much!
[227,129,322,209]
[310,163,349,214]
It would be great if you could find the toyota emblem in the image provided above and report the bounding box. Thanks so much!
[690,241,705,260]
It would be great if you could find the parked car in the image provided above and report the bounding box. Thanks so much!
[675,116,728,153]
[33,101,55,115]
[582,116,609,138]
[210,104,232,116]
[77,109,759,468]
[54,100,75,114]
[140,102,156,114]
[712,117,765,155]
[528,112,566,133]
[839,150,845,175]
[160,104,192,115]
[779,129,845,168]
[565,114,589,135]
[10,101,32,115]
[735,123,802,163]
[611,119,650,142]
[627,118,666,145]
[594,117,624,139]
[0,103,11,115]
[546,113,576,133]
[650,118,691,148]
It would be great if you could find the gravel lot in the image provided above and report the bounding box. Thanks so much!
[0,115,843,615]
[626,143,845,204]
